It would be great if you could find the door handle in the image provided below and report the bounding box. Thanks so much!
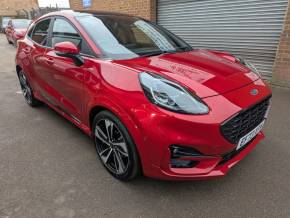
[22,48,30,54]
[46,57,54,65]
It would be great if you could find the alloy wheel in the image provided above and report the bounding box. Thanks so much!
[18,72,33,104]
[95,119,130,175]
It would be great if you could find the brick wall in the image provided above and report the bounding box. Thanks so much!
[69,0,156,21]
[272,2,290,87]
[0,0,38,16]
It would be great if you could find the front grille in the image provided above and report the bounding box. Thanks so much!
[221,96,271,145]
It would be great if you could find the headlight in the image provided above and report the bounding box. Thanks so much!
[236,57,261,77]
[139,72,209,114]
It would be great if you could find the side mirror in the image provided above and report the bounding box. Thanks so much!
[55,41,79,55]
[54,41,84,66]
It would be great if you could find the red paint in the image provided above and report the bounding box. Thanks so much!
[54,42,80,55]
[16,11,272,180]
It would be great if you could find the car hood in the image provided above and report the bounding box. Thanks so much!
[113,49,260,98]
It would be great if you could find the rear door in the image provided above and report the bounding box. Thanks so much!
[24,18,52,95]
[41,17,95,121]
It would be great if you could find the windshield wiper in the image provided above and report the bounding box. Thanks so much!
[137,45,193,57]
[176,45,193,52]
[138,50,177,57]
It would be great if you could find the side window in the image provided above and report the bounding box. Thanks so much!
[52,18,93,56]
[31,19,51,45]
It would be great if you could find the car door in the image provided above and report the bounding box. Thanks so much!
[23,18,52,96]
[41,17,94,122]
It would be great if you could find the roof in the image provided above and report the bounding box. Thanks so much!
[45,10,138,19]
[74,10,134,18]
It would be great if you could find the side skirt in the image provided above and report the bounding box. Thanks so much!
[39,92,92,137]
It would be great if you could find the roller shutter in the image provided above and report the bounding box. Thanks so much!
[157,0,288,80]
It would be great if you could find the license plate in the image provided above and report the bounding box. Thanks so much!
[236,120,265,150]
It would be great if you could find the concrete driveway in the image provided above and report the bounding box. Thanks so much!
[0,34,290,218]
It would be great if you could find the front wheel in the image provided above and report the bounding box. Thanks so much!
[93,111,141,181]
[17,70,42,107]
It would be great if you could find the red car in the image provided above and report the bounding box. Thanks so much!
[6,19,31,46]
[15,11,272,181]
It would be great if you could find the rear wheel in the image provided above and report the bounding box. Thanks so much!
[7,37,12,44]
[93,111,141,181]
[17,70,42,107]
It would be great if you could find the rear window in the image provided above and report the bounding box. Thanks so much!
[31,19,51,45]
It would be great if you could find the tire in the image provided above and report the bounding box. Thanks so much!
[7,37,12,44]
[17,70,42,107]
[93,111,141,181]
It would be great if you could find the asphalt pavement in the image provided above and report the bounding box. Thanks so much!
[0,34,290,218]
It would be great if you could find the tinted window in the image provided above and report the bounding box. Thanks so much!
[51,18,93,55]
[31,19,51,45]
[76,15,192,60]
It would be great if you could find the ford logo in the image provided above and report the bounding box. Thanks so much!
[250,89,259,96]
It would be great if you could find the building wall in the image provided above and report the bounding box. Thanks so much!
[0,0,38,16]
[69,0,156,21]
[273,2,290,87]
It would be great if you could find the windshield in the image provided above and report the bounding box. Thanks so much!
[76,14,192,59]
[13,19,30,29]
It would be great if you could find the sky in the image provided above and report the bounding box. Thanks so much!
[38,0,70,8]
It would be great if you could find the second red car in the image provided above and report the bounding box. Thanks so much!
[6,19,31,46]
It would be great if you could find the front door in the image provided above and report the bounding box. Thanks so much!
[41,17,94,121]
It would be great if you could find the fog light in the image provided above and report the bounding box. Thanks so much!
[170,145,203,158]
[169,145,202,168]
[170,159,198,168]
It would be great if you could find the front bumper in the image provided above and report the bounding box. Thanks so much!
[13,33,24,41]
[132,79,271,180]
[149,132,264,180]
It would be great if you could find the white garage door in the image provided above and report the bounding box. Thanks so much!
[157,0,288,80]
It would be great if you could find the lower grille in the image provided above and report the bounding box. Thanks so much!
[218,138,254,165]
[221,96,271,145]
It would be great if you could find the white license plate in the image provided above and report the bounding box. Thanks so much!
[236,120,265,150]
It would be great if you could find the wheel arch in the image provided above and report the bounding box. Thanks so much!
[88,101,147,170]
[89,105,108,131]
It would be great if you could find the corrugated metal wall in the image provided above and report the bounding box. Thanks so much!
[157,0,288,80]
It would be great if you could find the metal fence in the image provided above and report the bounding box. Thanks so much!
[16,6,68,20]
